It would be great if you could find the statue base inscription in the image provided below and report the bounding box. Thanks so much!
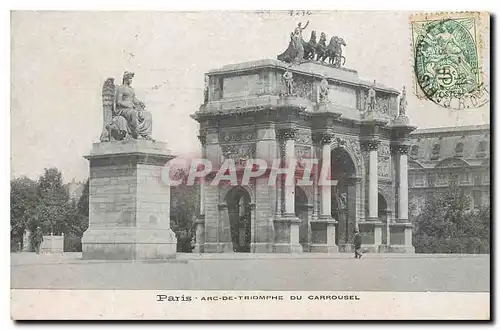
[81,139,177,260]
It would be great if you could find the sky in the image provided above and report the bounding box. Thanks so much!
[10,11,490,182]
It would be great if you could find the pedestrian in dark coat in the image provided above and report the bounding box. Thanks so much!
[33,227,43,254]
[354,230,363,259]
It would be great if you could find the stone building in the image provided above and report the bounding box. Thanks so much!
[191,59,414,253]
[408,124,491,220]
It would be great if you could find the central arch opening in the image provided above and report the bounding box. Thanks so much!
[295,187,309,251]
[379,193,389,245]
[330,147,357,248]
[226,187,252,252]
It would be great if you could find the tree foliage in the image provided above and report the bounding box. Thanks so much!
[10,177,38,249]
[169,169,199,252]
[413,188,490,253]
[31,168,71,235]
[10,168,89,252]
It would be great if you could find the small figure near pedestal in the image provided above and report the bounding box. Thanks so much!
[354,230,363,259]
[33,226,43,254]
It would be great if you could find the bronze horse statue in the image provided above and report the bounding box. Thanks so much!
[302,30,317,60]
[325,36,347,67]
[314,32,328,62]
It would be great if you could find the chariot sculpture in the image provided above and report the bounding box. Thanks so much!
[277,22,347,68]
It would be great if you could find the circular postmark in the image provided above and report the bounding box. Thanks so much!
[414,18,489,110]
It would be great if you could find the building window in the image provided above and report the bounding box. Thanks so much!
[483,172,490,184]
[476,141,487,158]
[414,173,425,187]
[455,142,464,157]
[460,172,470,184]
[431,143,440,160]
[473,191,482,209]
[427,173,436,186]
[436,172,448,186]
[473,174,482,186]
[410,145,419,159]
[449,173,459,187]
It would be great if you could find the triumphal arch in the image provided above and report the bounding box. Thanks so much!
[192,30,415,253]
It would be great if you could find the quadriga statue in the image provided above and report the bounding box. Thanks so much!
[100,71,153,142]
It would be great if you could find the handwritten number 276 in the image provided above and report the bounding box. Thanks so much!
[290,11,311,16]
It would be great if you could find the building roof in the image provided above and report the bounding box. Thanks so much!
[409,124,490,167]
[411,124,490,135]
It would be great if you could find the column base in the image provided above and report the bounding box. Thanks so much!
[389,245,415,253]
[82,227,177,260]
[203,242,234,253]
[273,243,303,253]
[251,242,274,253]
[193,243,204,253]
[310,244,338,253]
[273,214,303,253]
[360,245,378,253]
[338,244,354,253]
[378,244,391,253]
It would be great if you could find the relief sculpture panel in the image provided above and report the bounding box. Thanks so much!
[220,143,256,166]
[378,143,391,178]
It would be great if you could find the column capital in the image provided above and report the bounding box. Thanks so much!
[197,134,207,146]
[361,139,380,151]
[277,128,298,141]
[217,203,228,210]
[390,144,411,155]
[312,132,334,145]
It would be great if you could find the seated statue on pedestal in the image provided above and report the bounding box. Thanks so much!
[100,71,153,141]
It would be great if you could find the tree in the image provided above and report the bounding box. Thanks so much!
[77,180,89,217]
[10,177,38,250]
[30,168,70,236]
[169,169,199,252]
[413,188,490,253]
[63,179,89,252]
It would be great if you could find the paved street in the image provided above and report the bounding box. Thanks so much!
[11,253,489,292]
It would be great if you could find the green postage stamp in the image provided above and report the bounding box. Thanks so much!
[411,12,489,110]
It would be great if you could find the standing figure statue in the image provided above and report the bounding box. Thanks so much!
[366,80,377,112]
[203,75,209,104]
[339,192,348,210]
[318,77,329,103]
[292,20,309,63]
[283,68,294,96]
[277,21,309,64]
[100,71,153,141]
[399,85,407,116]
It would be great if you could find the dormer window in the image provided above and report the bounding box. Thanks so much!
[455,142,464,157]
[431,143,440,160]
[476,141,487,158]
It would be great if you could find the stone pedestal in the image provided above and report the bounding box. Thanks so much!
[273,214,303,253]
[358,221,384,252]
[193,216,205,253]
[389,223,415,253]
[82,139,177,260]
[40,234,64,253]
[310,217,338,253]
